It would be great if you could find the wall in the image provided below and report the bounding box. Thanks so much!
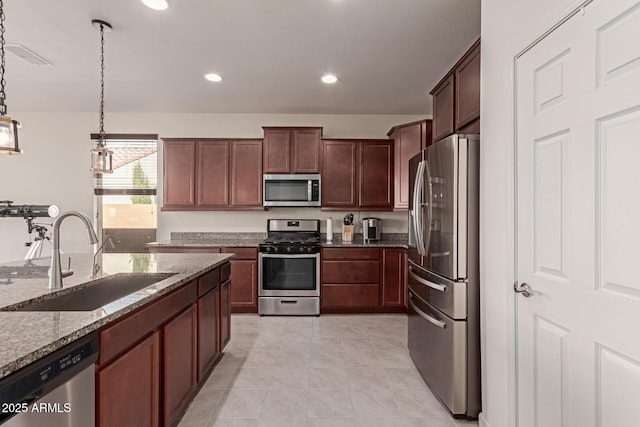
[480,1,582,426]
[0,112,424,263]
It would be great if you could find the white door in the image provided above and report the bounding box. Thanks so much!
[515,1,640,426]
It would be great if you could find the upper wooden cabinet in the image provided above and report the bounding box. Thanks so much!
[163,138,263,210]
[263,127,322,174]
[455,41,481,130]
[387,120,432,210]
[430,39,481,142]
[321,139,394,211]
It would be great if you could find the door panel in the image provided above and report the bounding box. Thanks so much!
[515,2,640,426]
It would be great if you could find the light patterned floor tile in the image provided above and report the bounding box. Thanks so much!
[259,389,308,418]
[306,388,354,418]
[215,389,266,418]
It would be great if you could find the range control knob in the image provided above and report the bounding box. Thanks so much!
[287,246,292,253]
[299,246,305,253]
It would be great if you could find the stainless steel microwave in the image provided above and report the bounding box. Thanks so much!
[263,174,321,207]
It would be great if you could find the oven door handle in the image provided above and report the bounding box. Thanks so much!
[259,253,320,259]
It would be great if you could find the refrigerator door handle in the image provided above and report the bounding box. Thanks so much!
[408,266,446,292]
[424,159,434,257]
[414,161,427,255]
[409,293,447,329]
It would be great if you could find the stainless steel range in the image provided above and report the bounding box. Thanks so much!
[258,219,320,316]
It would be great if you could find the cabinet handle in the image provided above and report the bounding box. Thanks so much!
[280,300,298,304]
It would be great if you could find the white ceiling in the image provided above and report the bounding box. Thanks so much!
[5,0,480,115]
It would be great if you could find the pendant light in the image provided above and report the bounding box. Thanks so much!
[90,19,113,174]
[0,0,21,155]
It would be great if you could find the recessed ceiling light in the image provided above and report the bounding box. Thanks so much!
[321,74,338,84]
[204,73,223,82]
[141,0,169,11]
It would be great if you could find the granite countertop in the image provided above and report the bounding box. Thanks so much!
[0,252,233,380]
[148,232,408,249]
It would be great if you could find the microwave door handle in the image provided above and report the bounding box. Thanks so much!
[308,180,312,202]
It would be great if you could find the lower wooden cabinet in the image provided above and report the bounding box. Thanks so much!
[221,247,258,313]
[197,286,220,381]
[97,331,161,427]
[163,305,198,427]
[220,280,231,349]
[321,247,406,313]
[96,262,232,427]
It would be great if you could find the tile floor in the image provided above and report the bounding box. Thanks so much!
[178,314,479,427]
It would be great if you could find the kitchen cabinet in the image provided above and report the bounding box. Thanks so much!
[382,248,406,307]
[97,331,161,427]
[321,139,394,211]
[387,120,432,210]
[163,140,196,207]
[321,247,406,313]
[163,305,197,427]
[162,138,263,211]
[96,263,231,427]
[321,248,380,312]
[430,39,481,142]
[221,247,258,313]
[263,127,322,174]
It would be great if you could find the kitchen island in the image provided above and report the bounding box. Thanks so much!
[0,252,233,426]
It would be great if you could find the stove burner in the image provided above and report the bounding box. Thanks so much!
[259,219,321,254]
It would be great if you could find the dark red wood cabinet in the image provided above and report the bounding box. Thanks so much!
[321,247,406,313]
[221,247,258,313]
[163,305,198,427]
[321,139,394,211]
[97,331,161,427]
[95,263,231,427]
[263,127,322,174]
[430,39,481,142]
[162,138,263,211]
[387,120,432,210]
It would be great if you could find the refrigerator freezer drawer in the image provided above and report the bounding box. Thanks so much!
[408,292,467,416]
[408,261,467,320]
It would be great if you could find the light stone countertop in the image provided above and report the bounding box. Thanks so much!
[0,252,233,380]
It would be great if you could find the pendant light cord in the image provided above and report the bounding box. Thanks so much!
[0,0,7,115]
[98,22,106,146]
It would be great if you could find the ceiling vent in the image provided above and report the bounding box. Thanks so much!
[6,44,52,66]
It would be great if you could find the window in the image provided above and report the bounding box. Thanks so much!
[93,134,158,253]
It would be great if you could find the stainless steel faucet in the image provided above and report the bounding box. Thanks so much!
[49,211,99,290]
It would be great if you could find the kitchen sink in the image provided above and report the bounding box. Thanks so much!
[1,272,176,312]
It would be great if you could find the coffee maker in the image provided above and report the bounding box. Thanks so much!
[362,217,381,243]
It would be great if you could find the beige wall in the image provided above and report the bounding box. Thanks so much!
[0,112,425,263]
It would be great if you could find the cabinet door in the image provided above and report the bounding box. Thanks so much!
[382,249,405,307]
[163,140,195,208]
[219,280,231,349]
[432,74,455,142]
[221,247,258,313]
[263,129,291,174]
[163,305,197,427]
[455,42,481,130]
[292,128,321,173]
[197,287,220,381]
[321,140,358,208]
[230,140,263,206]
[197,140,229,207]
[97,331,160,427]
[359,141,394,210]
[394,125,422,210]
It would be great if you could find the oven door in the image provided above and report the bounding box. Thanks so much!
[259,253,320,297]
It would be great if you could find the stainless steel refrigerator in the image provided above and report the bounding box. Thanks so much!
[407,133,480,418]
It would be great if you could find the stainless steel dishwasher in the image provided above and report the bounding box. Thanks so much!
[0,332,99,427]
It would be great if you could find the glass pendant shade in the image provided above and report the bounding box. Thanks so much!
[90,144,114,174]
[0,115,21,154]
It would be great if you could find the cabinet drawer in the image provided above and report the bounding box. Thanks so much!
[222,246,258,260]
[322,284,379,308]
[322,248,379,260]
[322,260,379,284]
[198,268,220,296]
[99,281,198,366]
